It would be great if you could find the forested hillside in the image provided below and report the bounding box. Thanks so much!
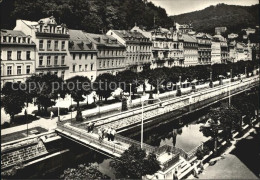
[0,0,172,33]
[171,3,259,34]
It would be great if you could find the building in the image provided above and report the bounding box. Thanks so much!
[228,33,238,40]
[196,33,212,64]
[107,29,152,72]
[182,34,198,66]
[1,29,36,87]
[67,30,98,81]
[228,41,252,62]
[85,33,126,76]
[175,23,193,34]
[242,28,256,35]
[14,16,70,79]
[131,26,184,68]
[211,41,221,64]
[215,27,227,35]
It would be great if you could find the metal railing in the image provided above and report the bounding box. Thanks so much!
[161,153,180,171]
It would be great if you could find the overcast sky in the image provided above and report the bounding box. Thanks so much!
[148,0,258,16]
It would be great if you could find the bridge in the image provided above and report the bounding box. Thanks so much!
[56,74,259,173]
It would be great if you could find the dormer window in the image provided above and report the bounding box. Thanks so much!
[8,37,11,43]
[3,36,6,42]
[18,37,21,43]
[13,37,16,43]
[22,37,26,43]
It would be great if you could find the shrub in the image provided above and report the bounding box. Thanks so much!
[69,103,97,112]
[1,122,10,129]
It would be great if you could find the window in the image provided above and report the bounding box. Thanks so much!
[99,61,102,67]
[62,41,65,50]
[39,56,43,66]
[54,56,58,65]
[17,66,22,75]
[61,56,65,65]
[85,65,88,71]
[7,66,12,75]
[91,53,93,59]
[79,53,82,60]
[103,61,105,67]
[7,51,12,60]
[73,53,76,60]
[112,60,114,66]
[17,51,21,60]
[107,61,109,67]
[39,40,43,49]
[47,56,51,65]
[79,65,82,71]
[91,64,93,71]
[73,65,76,72]
[85,53,88,59]
[91,76,93,81]
[55,41,58,49]
[26,51,31,60]
[47,40,51,49]
[26,65,30,74]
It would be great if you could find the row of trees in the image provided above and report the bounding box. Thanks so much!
[200,87,259,155]
[1,60,258,123]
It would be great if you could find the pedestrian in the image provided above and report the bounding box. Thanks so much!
[111,128,116,141]
[87,122,92,133]
[91,122,95,133]
[173,170,178,180]
[50,111,54,120]
[98,129,102,143]
[107,128,111,141]
[101,128,105,139]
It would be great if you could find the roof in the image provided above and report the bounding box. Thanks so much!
[85,33,125,48]
[1,29,30,37]
[182,34,197,43]
[110,30,151,43]
[196,33,212,39]
[69,29,91,43]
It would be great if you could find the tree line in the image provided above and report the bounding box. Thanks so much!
[1,60,258,123]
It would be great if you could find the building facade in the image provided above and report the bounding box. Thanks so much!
[211,41,221,64]
[215,27,227,35]
[1,29,36,87]
[85,33,126,76]
[107,30,152,72]
[182,34,198,66]
[67,30,98,81]
[14,16,70,79]
[196,33,212,64]
[175,23,193,34]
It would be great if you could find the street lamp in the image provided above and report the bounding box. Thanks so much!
[58,94,60,122]
[70,94,73,123]
[229,69,232,106]
[141,98,161,149]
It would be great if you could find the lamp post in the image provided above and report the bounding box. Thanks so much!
[58,94,60,122]
[141,98,161,149]
[229,69,232,106]
[70,94,73,123]
[245,67,247,77]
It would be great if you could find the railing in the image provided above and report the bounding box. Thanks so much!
[161,153,180,171]
[57,123,126,155]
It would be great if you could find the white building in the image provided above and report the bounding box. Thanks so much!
[14,16,70,79]
[1,29,36,87]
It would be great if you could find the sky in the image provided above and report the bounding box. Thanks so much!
[148,0,259,16]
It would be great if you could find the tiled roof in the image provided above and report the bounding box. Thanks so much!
[68,30,95,51]
[1,29,29,37]
[182,34,197,43]
[111,30,148,40]
[85,33,125,47]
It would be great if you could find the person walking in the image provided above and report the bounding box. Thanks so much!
[91,122,95,133]
[50,111,54,120]
[111,128,116,141]
[87,122,92,133]
[98,129,103,143]
[107,128,111,141]
[173,170,178,180]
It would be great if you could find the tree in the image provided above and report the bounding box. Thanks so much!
[66,76,92,121]
[25,73,66,115]
[1,82,27,123]
[94,73,117,102]
[200,103,241,154]
[110,145,160,178]
[60,163,108,179]
[116,70,138,97]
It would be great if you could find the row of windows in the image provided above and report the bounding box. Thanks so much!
[4,51,31,60]
[99,59,124,68]
[184,43,197,47]
[72,64,94,72]
[3,65,31,76]
[39,56,65,66]
[127,45,151,52]
[38,71,65,79]
[37,24,67,34]
[72,53,95,60]
[1,36,31,44]
[99,50,125,57]
[153,42,182,49]
[39,40,66,50]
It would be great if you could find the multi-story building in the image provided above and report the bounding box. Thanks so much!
[131,26,184,68]
[1,29,36,87]
[182,34,198,66]
[175,23,193,34]
[211,40,221,64]
[220,41,229,64]
[196,33,212,64]
[228,41,252,62]
[67,30,98,81]
[85,33,126,76]
[14,16,70,79]
[107,30,152,72]
[215,27,227,35]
